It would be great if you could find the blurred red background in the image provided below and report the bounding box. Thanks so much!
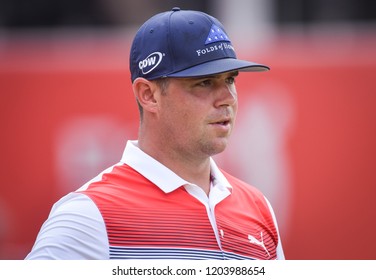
[1,32,375,259]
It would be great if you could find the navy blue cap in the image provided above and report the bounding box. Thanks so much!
[130,7,269,82]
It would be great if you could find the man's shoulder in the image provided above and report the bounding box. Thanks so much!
[75,163,151,199]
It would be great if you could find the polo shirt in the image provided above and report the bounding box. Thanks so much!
[26,140,284,260]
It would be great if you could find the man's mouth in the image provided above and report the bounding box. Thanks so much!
[210,118,231,126]
[216,120,230,125]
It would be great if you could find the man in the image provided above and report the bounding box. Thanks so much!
[26,8,285,260]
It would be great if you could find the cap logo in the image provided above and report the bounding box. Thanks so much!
[205,24,230,45]
[138,52,164,75]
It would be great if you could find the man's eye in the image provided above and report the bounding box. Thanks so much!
[198,80,212,87]
[226,77,236,84]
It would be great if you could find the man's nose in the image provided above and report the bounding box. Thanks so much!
[214,83,237,108]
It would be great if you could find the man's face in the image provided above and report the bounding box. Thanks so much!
[156,71,239,160]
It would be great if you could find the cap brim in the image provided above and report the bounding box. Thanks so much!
[165,58,269,78]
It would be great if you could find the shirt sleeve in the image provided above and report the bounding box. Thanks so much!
[25,193,109,260]
[264,196,286,260]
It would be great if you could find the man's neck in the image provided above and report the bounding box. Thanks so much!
[138,137,212,195]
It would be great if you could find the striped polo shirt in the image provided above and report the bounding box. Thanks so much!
[26,140,284,260]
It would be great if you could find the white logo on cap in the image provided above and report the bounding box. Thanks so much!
[139,52,163,75]
[196,42,234,57]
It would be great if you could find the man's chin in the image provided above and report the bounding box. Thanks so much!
[202,139,229,157]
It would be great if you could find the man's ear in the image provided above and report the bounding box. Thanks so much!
[132,78,159,114]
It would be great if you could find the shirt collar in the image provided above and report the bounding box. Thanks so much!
[121,140,232,193]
